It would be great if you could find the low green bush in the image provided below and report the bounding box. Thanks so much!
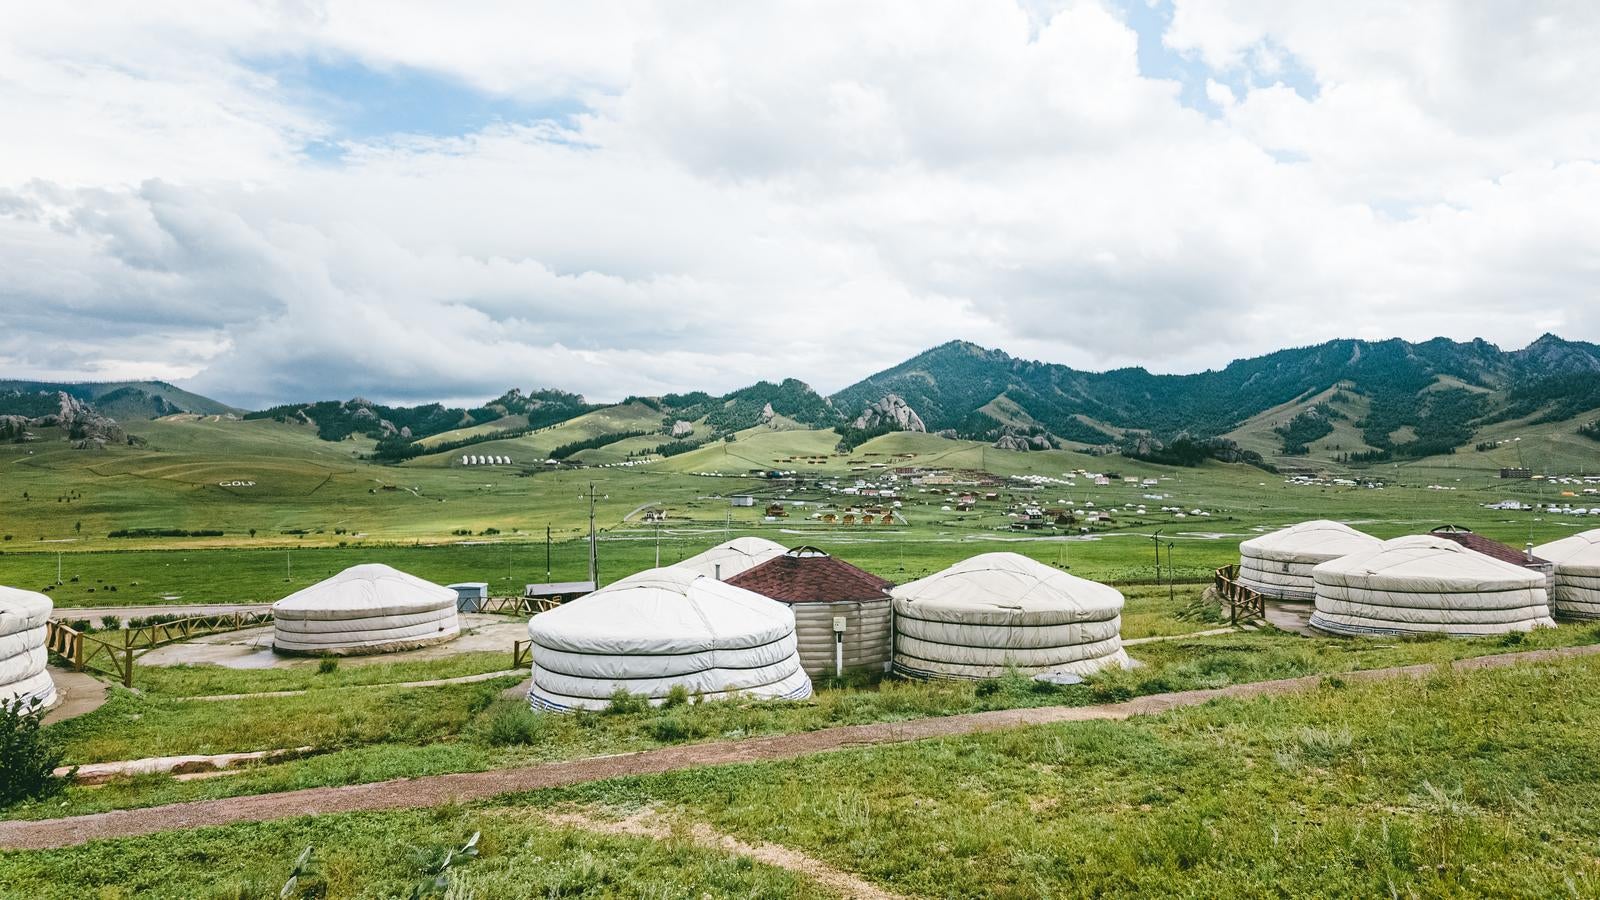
[1,697,70,808]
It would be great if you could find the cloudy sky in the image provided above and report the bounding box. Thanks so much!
[2,1,1597,408]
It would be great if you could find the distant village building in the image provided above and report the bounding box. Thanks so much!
[731,495,756,507]
[1500,468,1533,479]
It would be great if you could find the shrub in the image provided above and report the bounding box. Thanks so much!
[317,658,339,675]
[481,702,549,747]
[0,697,70,808]
[646,714,709,743]
[661,684,691,708]
[99,615,120,631]
[604,688,650,716]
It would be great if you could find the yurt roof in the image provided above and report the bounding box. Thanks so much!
[0,585,52,634]
[1313,535,1545,588]
[674,537,787,579]
[891,552,1122,615]
[1240,520,1380,559]
[1429,526,1548,568]
[726,547,893,603]
[274,564,456,613]
[1535,529,1600,571]
[529,566,795,654]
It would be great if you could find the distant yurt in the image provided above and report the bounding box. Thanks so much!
[727,546,893,678]
[891,552,1132,680]
[675,537,787,580]
[526,566,812,711]
[273,564,461,655]
[0,586,56,710]
[1237,520,1381,600]
[1534,530,1600,620]
[1309,535,1555,637]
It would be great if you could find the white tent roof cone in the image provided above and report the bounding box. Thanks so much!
[674,536,787,580]
[890,552,1132,680]
[1310,535,1555,637]
[1534,529,1600,620]
[1238,520,1381,601]
[526,566,812,711]
[272,564,461,655]
[0,585,57,710]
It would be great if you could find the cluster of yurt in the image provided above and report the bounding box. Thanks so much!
[273,564,461,655]
[674,536,786,580]
[1307,535,1555,637]
[727,546,894,677]
[1534,529,1600,620]
[890,552,1131,680]
[0,586,56,710]
[525,566,812,710]
[1237,520,1382,600]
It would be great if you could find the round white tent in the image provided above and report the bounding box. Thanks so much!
[273,564,461,655]
[674,537,787,581]
[1534,529,1600,620]
[1238,520,1381,600]
[1310,535,1555,637]
[891,552,1132,680]
[1,586,57,710]
[525,566,812,711]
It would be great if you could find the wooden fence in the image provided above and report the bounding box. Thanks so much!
[512,639,533,669]
[46,611,274,688]
[477,595,565,617]
[1214,564,1265,625]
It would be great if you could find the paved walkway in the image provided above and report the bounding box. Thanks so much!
[41,667,109,726]
[5,642,1598,851]
[53,604,271,626]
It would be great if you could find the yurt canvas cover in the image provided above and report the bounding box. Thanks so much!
[526,566,812,711]
[1535,529,1600,620]
[1310,535,1554,637]
[891,552,1131,680]
[273,564,461,655]
[674,537,787,580]
[0,586,56,709]
[1237,520,1380,601]
[727,546,893,677]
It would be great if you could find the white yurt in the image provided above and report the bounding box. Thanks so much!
[0,586,56,710]
[1309,535,1555,637]
[525,566,812,711]
[273,564,461,655]
[891,552,1132,680]
[726,547,894,678]
[1237,520,1382,600]
[1534,529,1600,620]
[674,537,787,581]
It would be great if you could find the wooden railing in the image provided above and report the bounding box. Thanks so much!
[46,611,275,688]
[512,639,533,669]
[1214,564,1266,625]
[477,595,565,617]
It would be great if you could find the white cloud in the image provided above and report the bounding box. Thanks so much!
[0,0,1598,406]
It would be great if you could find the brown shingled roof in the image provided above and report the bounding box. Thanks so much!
[1429,526,1551,570]
[726,546,894,603]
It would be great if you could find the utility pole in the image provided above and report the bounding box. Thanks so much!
[655,520,662,568]
[1151,529,1163,583]
[56,551,62,585]
[546,525,552,583]
[1166,541,1176,606]
[587,483,598,586]
[286,550,292,582]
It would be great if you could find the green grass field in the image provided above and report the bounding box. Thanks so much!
[9,645,1600,897]
[5,413,1596,607]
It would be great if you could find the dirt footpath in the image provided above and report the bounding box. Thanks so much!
[4,642,1598,851]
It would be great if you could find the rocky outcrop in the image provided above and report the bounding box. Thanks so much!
[760,403,776,423]
[851,395,926,433]
[0,391,128,445]
[670,420,695,438]
[993,426,1055,451]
